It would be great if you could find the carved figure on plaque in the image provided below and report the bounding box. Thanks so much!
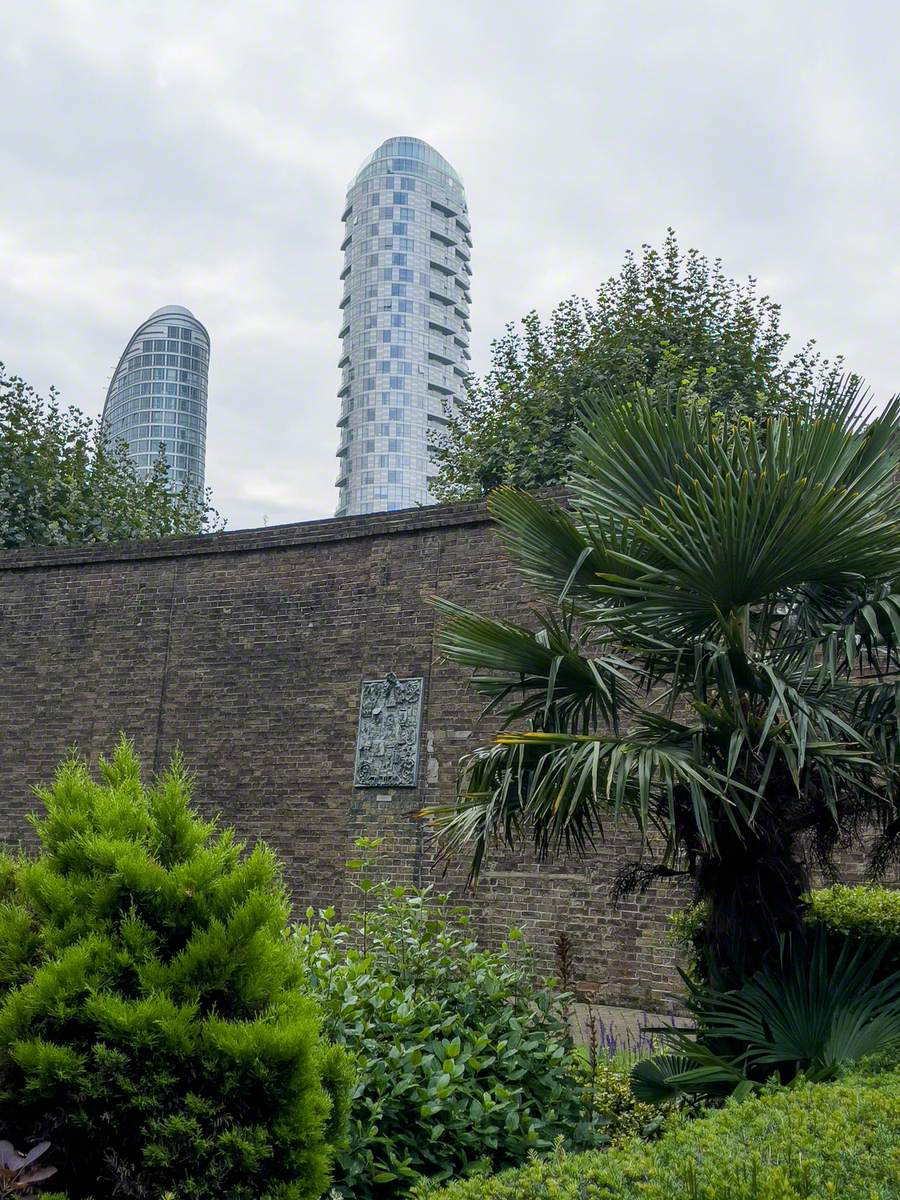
[354,673,424,788]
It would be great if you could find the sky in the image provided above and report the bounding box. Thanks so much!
[2,0,898,530]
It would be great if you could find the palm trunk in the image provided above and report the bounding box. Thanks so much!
[693,822,810,989]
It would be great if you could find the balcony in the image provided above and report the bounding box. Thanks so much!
[429,318,456,337]
[428,337,455,365]
[431,198,457,219]
[430,212,459,238]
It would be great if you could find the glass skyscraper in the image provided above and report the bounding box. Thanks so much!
[101,304,209,492]
[335,137,472,516]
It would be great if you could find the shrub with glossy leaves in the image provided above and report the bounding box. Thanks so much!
[415,1064,900,1200]
[294,848,605,1198]
[0,739,349,1200]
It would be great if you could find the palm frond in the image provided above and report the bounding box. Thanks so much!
[630,1047,751,1104]
[563,385,900,640]
[430,597,631,731]
[486,488,613,607]
[649,928,900,1097]
[424,723,748,879]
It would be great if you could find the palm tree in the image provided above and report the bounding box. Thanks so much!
[425,384,900,987]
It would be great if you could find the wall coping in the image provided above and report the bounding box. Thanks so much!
[0,497,497,571]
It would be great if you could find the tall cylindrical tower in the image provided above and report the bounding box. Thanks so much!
[102,304,209,493]
[335,137,472,516]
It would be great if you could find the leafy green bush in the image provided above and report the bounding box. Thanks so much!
[294,844,607,1198]
[415,1065,900,1200]
[0,739,349,1200]
[667,900,710,980]
[808,885,900,986]
[572,1059,664,1143]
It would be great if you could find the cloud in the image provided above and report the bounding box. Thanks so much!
[1,0,897,529]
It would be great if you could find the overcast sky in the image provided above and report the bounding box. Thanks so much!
[2,1,897,530]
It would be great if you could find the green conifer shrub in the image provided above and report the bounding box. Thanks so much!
[0,739,349,1200]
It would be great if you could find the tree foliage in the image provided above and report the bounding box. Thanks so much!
[0,363,219,549]
[425,382,900,987]
[431,231,842,500]
[0,739,348,1200]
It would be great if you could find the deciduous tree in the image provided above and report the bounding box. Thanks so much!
[431,231,842,500]
[0,363,219,548]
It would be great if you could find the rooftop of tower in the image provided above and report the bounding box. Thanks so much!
[148,304,198,321]
[348,136,464,194]
[138,304,210,345]
[103,305,210,414]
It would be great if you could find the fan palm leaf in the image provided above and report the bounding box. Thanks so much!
[633,929,900,1102]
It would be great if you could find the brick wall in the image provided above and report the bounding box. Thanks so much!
[4,497,861,1007]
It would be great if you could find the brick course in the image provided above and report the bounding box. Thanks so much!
[0,499,879,1007]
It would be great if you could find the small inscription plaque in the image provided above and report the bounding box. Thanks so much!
[354,673,424,788]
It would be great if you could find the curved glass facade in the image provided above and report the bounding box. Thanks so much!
[335,136,472,516]
[101,304,209,492]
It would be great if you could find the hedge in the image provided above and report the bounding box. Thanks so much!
[415,1063,900,1200]
[807,884,900,939]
